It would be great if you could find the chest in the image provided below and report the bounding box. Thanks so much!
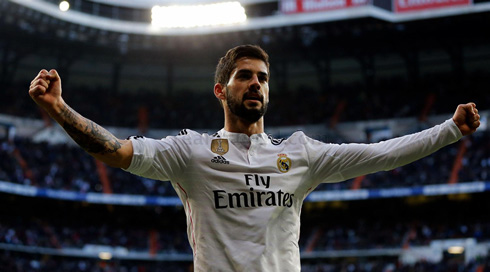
[185,138,310,193]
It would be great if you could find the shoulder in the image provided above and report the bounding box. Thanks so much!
[170,129,214,140]
[176,129,202,137]
[270,131,337,150]
[168,129,218,147]
[127,129,211,144]
[266,131,314,146]
[267,133,286,145]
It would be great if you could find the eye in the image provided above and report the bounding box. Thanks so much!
[236,72,252,80]
[259,75,268,82]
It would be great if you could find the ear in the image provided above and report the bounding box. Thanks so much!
[214,83,226,101]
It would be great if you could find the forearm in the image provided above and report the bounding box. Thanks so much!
[48,100,132,168]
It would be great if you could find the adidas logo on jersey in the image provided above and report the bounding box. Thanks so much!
[211,156,229,165]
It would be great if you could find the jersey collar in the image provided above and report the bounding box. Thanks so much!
[217,129,268,144]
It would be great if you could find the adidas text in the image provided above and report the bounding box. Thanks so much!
[211,156,229,164]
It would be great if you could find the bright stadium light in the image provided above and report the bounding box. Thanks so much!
[98,251,112,260]
[447,246,465,254]
[59,1,70,12]
[151,1,247,28]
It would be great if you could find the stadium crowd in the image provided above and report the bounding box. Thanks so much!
[300,217,490,252]
[2,72,489,129]
[0,250,192,272]
[1,245,489,272]
[1,128,488,195]
[300,257,490,272]
[0,215,191,254]
[1,72,489,271]
[0,138,175,196]
[0,71,488,194]
[1,210,489,256]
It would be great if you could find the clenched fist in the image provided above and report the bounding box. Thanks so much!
[452,102,480,136]
[29,69,64,114]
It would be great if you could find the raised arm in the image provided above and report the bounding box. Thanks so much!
[29,69,133,169]
[308,103,481,184]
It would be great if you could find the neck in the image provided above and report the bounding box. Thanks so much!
[224,112,264,137]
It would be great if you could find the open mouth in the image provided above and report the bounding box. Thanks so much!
[244,95,263,102]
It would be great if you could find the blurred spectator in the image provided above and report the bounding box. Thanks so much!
[4,73,489,130]
[1,212,489,256]
[0,215,191,254]
[1,129,488,195]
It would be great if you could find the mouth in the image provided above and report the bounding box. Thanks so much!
[243,94,263,103]
[245,98,262,103]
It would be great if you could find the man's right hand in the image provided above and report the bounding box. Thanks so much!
[29,69,64,115]
[28,69,133,169]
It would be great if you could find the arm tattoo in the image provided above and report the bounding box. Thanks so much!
[60,104,122,155]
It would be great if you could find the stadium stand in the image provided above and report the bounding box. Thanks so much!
[1,0,490,270]
[1,124,488,194]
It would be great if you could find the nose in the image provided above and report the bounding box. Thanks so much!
[249,74,261,91]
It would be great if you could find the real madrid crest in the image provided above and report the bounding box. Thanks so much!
[211,139,229,155]
[277,153,291,173]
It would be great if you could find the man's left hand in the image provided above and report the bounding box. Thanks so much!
[453,102,480,136]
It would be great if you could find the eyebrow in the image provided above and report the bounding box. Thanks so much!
[236,69,269,78]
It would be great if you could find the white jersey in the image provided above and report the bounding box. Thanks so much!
[125,119,462,272]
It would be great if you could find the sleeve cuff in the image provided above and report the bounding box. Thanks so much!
[447,118,463,141]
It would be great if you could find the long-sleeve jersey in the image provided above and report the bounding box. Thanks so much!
[124,119,462,272]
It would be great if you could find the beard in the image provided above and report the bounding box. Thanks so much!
[226,88,268,123]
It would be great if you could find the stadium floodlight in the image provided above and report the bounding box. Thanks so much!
[59,1,70,12]
[98,252,113,260]
[151,1,247,28]
[447,246,465,254]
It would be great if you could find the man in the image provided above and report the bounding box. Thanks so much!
[29,45,480,271]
